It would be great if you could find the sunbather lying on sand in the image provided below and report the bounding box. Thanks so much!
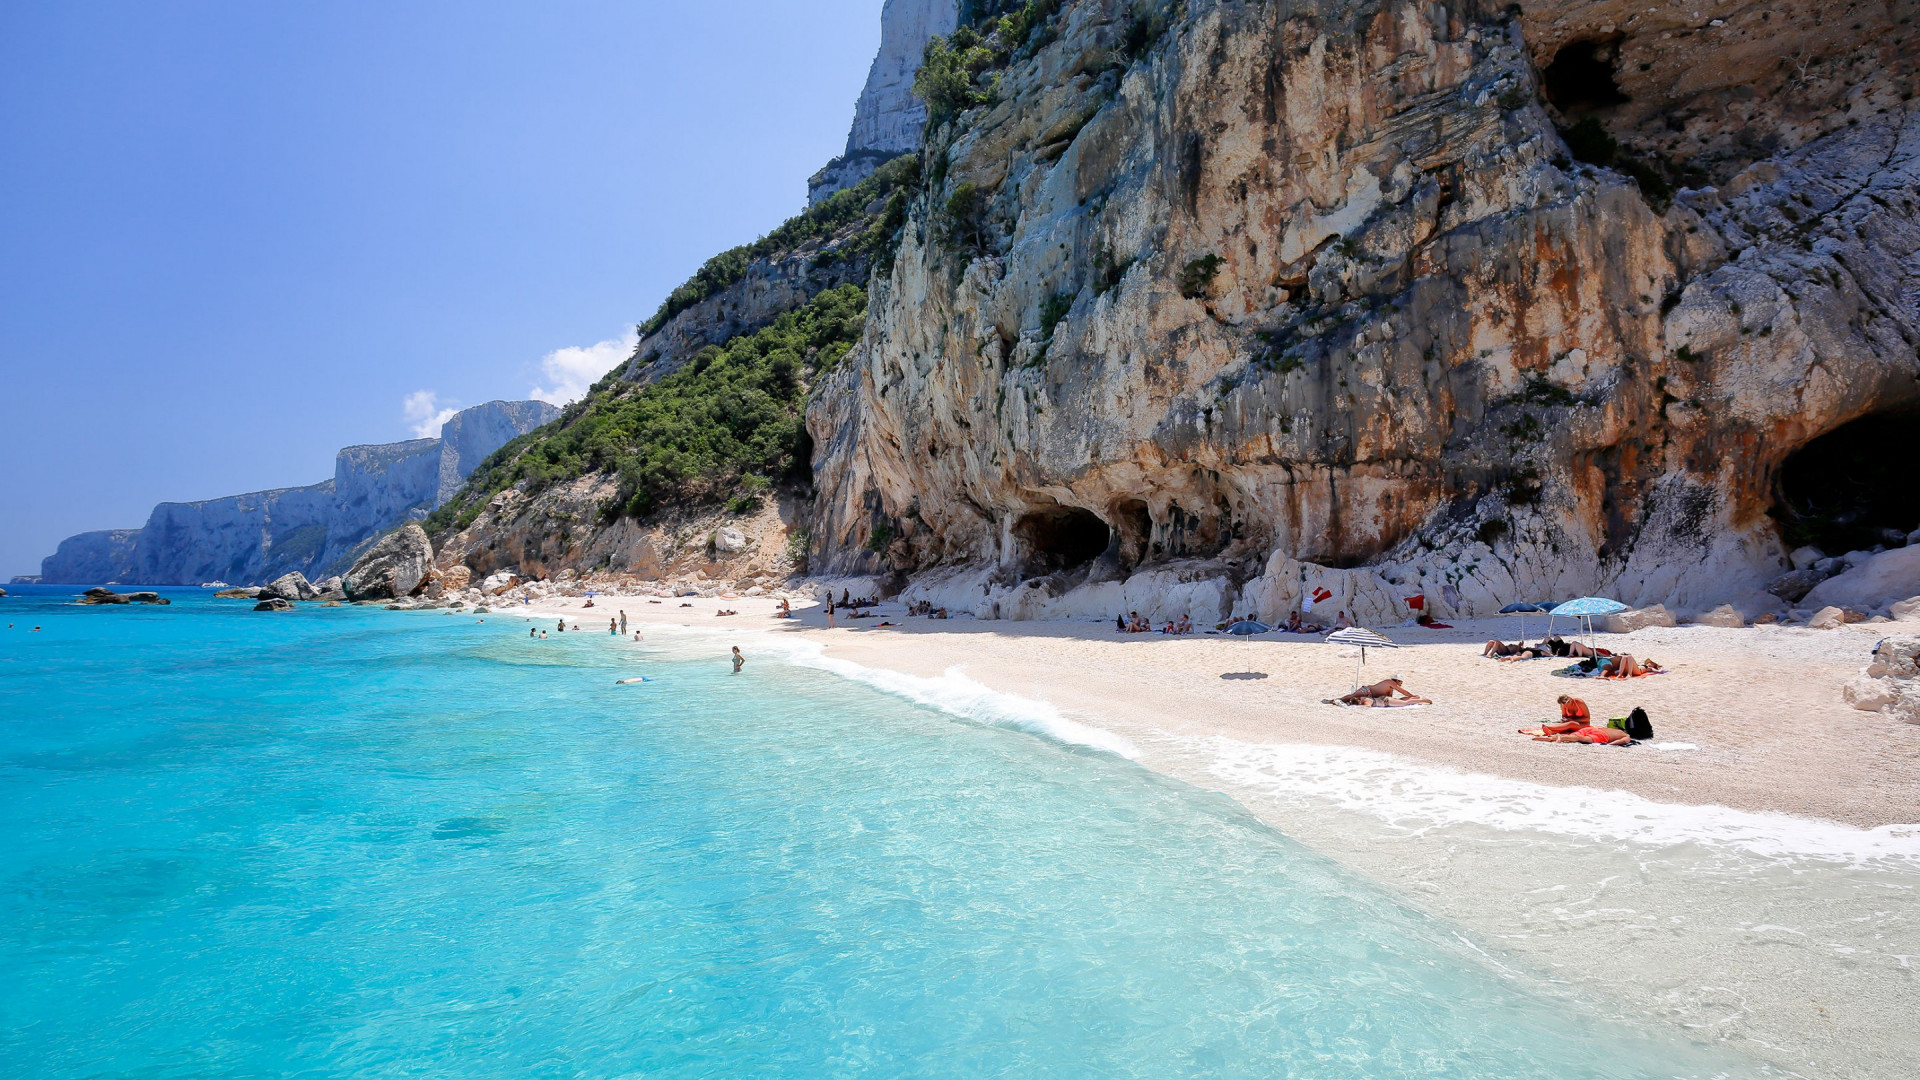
[1328,678,1432,707]
[1483,640,1526,657]
[1600,654,1664,679]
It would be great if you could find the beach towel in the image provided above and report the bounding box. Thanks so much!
[1323,698,1431,709]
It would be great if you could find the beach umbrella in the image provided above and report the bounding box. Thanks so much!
[1498,601,1548,644]
[1326,626,1399,688]
[1549,596,1627,653]
[1224,619,1270,659]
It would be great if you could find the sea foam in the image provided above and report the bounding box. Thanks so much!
[1193,736,1920,867]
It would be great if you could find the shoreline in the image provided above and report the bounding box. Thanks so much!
[513,591,1920,831]
[509,591,1920,1079]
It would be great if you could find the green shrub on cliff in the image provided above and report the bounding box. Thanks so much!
[430,285,868,532]
[638,157,918,336]
[917,2,1065,127]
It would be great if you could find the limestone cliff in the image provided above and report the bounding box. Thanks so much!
[39,400,557,585]
[36,530,141,585]
[806,0,1920,625]
[810,0,959,203]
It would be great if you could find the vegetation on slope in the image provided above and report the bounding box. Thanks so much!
[916,2,1064,125]
[429,285,869,533]
[639,155,920,336]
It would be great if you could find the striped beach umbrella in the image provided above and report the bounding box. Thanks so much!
[1326,626,1399,687]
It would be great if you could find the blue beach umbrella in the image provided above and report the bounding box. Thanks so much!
[1498,601,1548,644]
[1549,597,1627,653]
[1224,620,1272,636]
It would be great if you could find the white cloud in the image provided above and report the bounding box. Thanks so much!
[529,329,638,406]
[402,390,460,438]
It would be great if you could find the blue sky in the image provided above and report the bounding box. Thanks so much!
[0,1,882,577]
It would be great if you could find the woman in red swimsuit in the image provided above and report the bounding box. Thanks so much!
[1524,695,1630,744]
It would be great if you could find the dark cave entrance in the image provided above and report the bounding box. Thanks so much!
[1774,411,1920,554]
[1543,36,1629,117]
[1013,505,1112,575]
[1109,499,1153,570]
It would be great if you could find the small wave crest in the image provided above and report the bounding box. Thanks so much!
[1196,737,1920,867]
[770,639,1138,758]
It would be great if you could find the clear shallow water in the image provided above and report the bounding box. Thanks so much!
[0,588,1760,1078]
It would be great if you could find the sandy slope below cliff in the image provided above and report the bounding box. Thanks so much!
[524,593,1919,828]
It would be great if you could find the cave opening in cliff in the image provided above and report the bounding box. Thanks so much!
[1013,505,1112,575]
[1774,411,1920,555]
[1542,36,1628,117]
[1110,499,1153,570]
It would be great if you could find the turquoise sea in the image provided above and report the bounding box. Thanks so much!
[0,587,1760,1078]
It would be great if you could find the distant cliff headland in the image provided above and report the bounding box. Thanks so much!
[33,400,555,586]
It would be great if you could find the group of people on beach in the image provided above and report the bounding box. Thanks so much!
[1482,635,1665,678]
[1117,611,1194,634]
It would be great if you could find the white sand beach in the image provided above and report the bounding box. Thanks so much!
[517,592,1920,829]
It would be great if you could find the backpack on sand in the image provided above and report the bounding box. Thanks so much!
[1625,707,1654,741]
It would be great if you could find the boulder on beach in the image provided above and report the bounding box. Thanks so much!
[1802,546,1920,613]
[1692,605,1747,628]
[1843,636,1920,724]
[1766,568,1830,603]
[1603,605,1678,633]
[1807,606,1850,630]
[439,565,473,591]
[260,572,315,603]
[254,597,295,612]
[343,524,433,601]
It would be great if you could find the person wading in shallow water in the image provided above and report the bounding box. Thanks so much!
[731,646,745,675]
[619,610,628,635]
[609,618,617,636]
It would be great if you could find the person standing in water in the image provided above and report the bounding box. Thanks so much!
[608,618,618,636]
[826,595,835,629]
[557,619,566,633]
[619,610,628,635]
[731,646,745,674]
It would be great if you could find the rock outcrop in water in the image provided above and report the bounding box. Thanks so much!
[38,400,556,586]
[802,0,1920,625]
[344,524,434,601]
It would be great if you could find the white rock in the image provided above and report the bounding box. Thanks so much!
[1842,676,1895,712]
[1691,604,1746,628]
[1807,606,1848,630]
[1603,604,1679,633]
[1802,546,1920,611]
[714,527,748,554]
[1891,597,1920,621]
[1790,546,1826,571]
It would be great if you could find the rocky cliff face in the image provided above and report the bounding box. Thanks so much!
[437,400,560,504]
[39,400,556,585]
[810,0,958,203]
[36,530,141,585]
[807,0,1920,625]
